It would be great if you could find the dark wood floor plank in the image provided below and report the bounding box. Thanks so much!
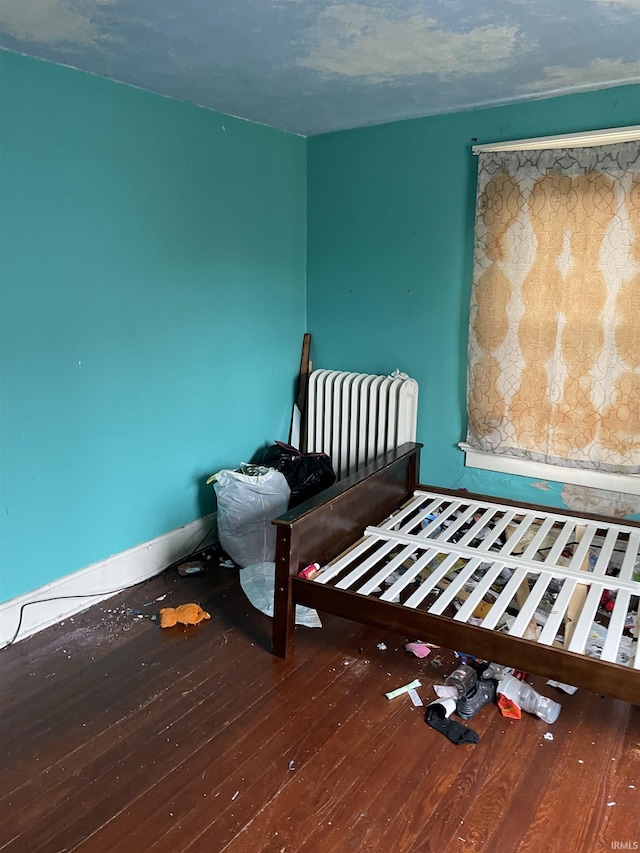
[0,572,237,777]
[1,622,244,803]
[0,576,266,822]
[176,646,422,853]
[510,695,640,852]
[18,620,385,853]
[1,568,638,853]
[0,624,280,845]
[312,684,498,853]
[224,648,461,853]
[114,633,411,852]
[0,569,230,715]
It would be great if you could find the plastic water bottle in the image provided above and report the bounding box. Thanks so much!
[517,683,561,724]
[498,674,561,723]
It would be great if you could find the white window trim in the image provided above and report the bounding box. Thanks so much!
[459,443,640,496]
[472,125,640,154]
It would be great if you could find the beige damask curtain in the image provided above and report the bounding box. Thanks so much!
[466,141,640,473]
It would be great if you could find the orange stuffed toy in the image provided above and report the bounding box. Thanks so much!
[159,603,211,628]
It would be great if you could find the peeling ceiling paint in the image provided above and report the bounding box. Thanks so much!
[1,0,639,135]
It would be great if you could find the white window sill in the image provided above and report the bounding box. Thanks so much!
[459,443,640,496]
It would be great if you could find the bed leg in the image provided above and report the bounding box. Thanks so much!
[272,531,297,657]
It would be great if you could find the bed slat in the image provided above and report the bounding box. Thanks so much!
[601,590,632,663]
[303,488,639,686]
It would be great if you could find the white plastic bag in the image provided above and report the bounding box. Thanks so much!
[240,562,322,628]
[211,466,290,568]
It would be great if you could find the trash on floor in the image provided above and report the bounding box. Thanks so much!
[207,464,290,567]
[433,684,460,700]
[425,698,480,745]
[408,688,424,706]
[239,561,322,627]
[496,674,561,723]
[547,678,578,694]
[444,663,497,720]
[159,603,211,628]
[256,441,336,508]
[385,678,421,699]
[405,641,433,658]
[177,560,207,577]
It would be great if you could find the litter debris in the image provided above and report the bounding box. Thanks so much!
[220,559,236,569]
[377,643,387,651]
[159,603,211,628]
[408,688,423,707]
[497,674,561,723]
[434,685,460,700]
[178,561,206,577]
[443,663,496,720]
[607,802,616,807]
[425,698,479,745]
[454,651,488,668]
[288,760,295,771]
[208,466,290,567]
[232,791,239,801]
[547,679,578,695]
[385,678,421,699]
[239,561,322,627]
[544,732,554,741]
[405,641,432,658]
[298,562,321,580]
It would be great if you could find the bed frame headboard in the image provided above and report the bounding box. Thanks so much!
[272,442,422,656]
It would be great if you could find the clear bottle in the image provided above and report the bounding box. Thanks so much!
[444,664,477,696]
[503,677,561,724]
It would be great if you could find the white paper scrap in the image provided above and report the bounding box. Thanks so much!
[547,679,578,695]
[408,688,423,707]
[434,685,460,700]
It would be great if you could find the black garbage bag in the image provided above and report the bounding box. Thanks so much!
[258,441,336,508]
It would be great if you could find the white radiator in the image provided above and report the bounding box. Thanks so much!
[304,370,419,480]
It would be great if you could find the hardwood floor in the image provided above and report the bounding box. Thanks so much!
[1,563,638,852]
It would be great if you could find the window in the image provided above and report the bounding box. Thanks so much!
[461,128,640,495]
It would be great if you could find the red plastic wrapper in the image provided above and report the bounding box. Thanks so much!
[298,562,320,580]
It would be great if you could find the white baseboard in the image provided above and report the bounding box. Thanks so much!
[0,513,217,649]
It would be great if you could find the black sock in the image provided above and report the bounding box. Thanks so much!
[425,705,480,745]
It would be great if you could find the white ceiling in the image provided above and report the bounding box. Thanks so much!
[1,0,639,136]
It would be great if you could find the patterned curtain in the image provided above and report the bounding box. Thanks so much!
[466,141,640,473]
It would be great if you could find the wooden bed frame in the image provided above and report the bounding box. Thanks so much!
[272,443,640,706]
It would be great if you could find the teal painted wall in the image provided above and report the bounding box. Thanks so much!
[307,85,640,510]
[1,53,637,607]
[0,52,307,602]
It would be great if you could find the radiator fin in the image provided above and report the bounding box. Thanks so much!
[304,370,419,480]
